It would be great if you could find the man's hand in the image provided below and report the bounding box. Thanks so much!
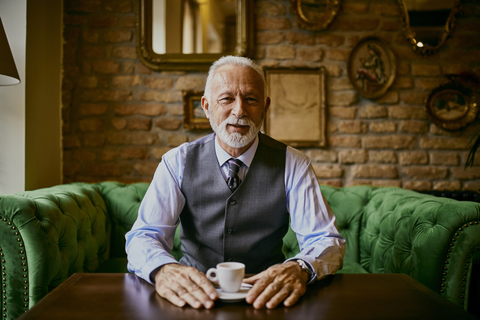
[154,263,218,309]
[243,261,309,309]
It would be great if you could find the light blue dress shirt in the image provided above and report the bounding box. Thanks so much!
[125,134,346,284]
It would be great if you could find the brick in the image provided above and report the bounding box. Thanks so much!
[129,132,157,145]
[330,18,379,31]
[128,118,151,131]
[84,89,133,102]
[92,61,121,74]
[135,63,154,75]
[112,75,142,88]
[111,118,127,130]
[115,104,167,116]
[414,78,445,91]
[324,65,343,77]
[328,136,362,148]
[79,103,108,115]
[315,34,345,47]
[312,164,343,179]
[388,106,428,119]
[119,147,149,160]
[433,181,461,191]
[463,181,480,191]
[442,64,470,75]
[82,30,99,43]
[306,150,338,162]
[123,61,135,73]
[327,121,338,133]
[369,121,396,133]
[167,133,189,147]
[133,162,158,176]
[104,30,132,42]
[266,46,296,60]
[348,179,372,187]
[329,91,357,106]
[78,76,98,88]
[83,46,105,58]
[372,4,401,16]
[112,46,137,59]
[107,132,128,145]
[352,165,398,179]
[79,119,103,132]
[380,20,400,31]
[256,2,287,16]
[65,1,102,13]
[339,150,367,164]
[376,92,399,104]
[87,164,123,177]
[297,47,324,62]
[339,121,366,134]
[104,1,133,13]
[151,147,172,160]
[397,61,410,76]
[257,31,285,45]
[420,137,470,150]
[167,105,183,116]
[399,151,428,165]
[74,150,96,161]
[325,49,350,61]
[329,78,354,91]
[430,152,459,166]
[400,92,427,105]
[359,105,387,118]
[412,64,441,76]
[368,151,398,163]
[393,77,414,89]
[83,133,106,147]
[342,3,369,14]
[399,121,429,134]
[175,76,206,91]
[372,180,402,188]
[136,91,182,103]
[403,180,432,191]
[256,17,292,30]
[63,163,82,177]
[100,149,115,161]
[88,16,118,28]
[402,167,448,179]
[155,118,182,131]
[363,135,415,149]
[318,180,342,187]
[64,14,88,26]
[451,167,480,180]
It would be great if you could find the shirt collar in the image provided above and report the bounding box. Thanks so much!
[215,134,259,168]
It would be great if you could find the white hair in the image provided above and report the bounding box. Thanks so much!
[204,55,267,104]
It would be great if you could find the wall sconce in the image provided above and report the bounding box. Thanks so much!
[0,17,20,85]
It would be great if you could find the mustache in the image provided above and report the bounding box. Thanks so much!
[225,116,254,126]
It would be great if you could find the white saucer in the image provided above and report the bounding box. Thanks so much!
[216,283,252,302]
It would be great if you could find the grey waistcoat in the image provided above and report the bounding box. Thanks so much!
[179,133,289,274]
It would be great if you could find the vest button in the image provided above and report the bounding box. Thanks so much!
[227,228,233,234]
[229,200,236,205]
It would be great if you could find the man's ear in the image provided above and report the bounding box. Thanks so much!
[201,96,210,119]
[265,97,271,113]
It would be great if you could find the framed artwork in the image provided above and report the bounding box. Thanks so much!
[183,90,210,130]
[264,67,326,147]
[425,82,478,131]
[348,36,396,99]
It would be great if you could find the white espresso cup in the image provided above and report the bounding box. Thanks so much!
[206,262,245,293]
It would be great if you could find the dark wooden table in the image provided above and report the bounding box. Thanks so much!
[18,273,476,320]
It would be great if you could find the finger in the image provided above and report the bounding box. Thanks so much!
[245,277,272,304]
[189,271,218,300]
[251,280,283,309]
[266,286,292,309]
[283,288,304,307]
[176,272,216,308]
[243,272,264,284]
[181,278,216,309]
[156,287,186,308]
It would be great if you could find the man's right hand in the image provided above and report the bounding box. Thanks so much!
[154,263,218,309]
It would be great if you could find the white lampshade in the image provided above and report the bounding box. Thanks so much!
[0,17,20,85]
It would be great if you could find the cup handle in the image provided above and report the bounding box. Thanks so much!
[206,268,218,282]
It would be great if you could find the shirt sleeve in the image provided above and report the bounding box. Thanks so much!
[284,146,346,282]
[125,146,186,284]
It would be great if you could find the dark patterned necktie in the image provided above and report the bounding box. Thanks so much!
[227,158,243,192]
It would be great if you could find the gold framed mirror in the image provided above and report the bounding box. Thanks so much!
[396,0,462,56]
[136,0,253,71]
[291,0,342,31]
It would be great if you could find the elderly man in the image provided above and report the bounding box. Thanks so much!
[125,56,345,310]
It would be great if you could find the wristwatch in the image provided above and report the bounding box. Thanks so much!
[295,259,313,281]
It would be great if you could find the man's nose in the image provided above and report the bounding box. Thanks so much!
[231,98,247,118]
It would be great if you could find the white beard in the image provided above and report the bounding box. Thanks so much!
[209,109,263,148]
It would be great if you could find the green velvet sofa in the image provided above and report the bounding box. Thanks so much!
[1,181,480,319]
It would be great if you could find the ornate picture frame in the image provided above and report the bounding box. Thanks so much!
[264,67,326,147]
[183,91,210,130]
[291,0,342,31]
[348,36,396,100]
[425,82,478,131]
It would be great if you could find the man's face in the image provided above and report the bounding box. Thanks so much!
[201,65,270,150]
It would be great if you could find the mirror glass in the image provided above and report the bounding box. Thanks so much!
[137,0,251,71]
[152,0,236,54]
[397,0,461,56]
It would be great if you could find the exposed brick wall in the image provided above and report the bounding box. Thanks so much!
[62,0,480,191]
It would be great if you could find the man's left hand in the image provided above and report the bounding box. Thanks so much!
[243,261,309,309]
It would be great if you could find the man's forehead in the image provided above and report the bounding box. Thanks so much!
[213,65,262,83]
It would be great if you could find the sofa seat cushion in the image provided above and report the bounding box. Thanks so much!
[336,261,369,274]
